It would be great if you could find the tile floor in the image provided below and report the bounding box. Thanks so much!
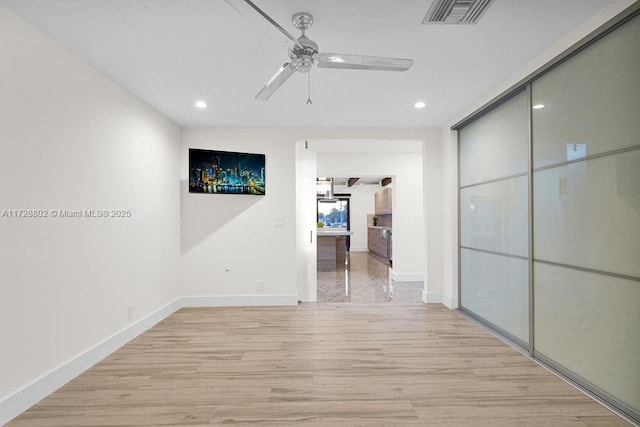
[317,251,424,304]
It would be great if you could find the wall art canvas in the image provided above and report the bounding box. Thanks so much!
[189,149,265,195]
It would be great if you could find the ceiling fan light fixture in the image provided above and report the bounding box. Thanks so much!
[292,55,314,73]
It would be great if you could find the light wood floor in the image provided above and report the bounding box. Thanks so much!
[9,304,630,426]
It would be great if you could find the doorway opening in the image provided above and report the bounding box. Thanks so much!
[295,138,426,305]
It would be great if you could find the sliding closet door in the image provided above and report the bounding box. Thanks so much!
[459,91,530,345]
[457,10,640,421]
[531,14,640,416]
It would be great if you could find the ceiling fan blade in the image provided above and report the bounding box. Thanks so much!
[255,62,296,100]
[317,53,414,71]
[224,0,303,49]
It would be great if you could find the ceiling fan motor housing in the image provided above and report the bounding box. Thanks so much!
[289,17,318,73]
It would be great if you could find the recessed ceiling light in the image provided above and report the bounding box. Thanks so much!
[414,101,426,109]
[195,100,207,109]
[329,56,345,63]
[532,104,545,109]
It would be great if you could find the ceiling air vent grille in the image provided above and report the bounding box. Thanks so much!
[422,0,494,25]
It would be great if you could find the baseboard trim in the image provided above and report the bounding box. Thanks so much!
[442,294,455,309]
[423,291,443,304]
[0,297,182,426]
[181,294,299,307]
[349,247,369,252]
[390,270,424,282]
[0,294,299,425]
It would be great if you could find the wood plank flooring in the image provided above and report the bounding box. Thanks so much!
[8,304,631,426]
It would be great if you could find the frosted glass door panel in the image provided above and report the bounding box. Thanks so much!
[532,14,640,169]
[534,262,640,413]
[460,248,528,343]
[460,176,528,257]
[533,150,640,278]
[459,91,529,187]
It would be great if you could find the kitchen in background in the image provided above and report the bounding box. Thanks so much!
[368,181,392,266]
[316,178,352,271]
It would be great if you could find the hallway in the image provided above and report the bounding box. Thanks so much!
[317,252,423,304]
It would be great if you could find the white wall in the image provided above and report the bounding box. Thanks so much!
[295,141,318,302]
[441,128,459,308]
[333,183,381,252]
[423,136,445,303]
[317,149,426,281]
[439,0,636,308]
[180,129,298,301]
[0,2,181,406]
[180,129,440,302]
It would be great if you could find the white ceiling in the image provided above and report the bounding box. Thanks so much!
[0,0,615,128]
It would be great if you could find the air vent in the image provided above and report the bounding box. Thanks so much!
[422,0,494,25]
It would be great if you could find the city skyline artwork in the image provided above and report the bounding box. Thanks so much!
[189,149,265,195]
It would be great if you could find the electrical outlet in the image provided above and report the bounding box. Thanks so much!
[127,304,135,321]
[257,280,265,292]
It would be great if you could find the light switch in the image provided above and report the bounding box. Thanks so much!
[274,216,284,227]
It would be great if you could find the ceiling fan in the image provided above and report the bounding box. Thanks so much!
[226,0,414,101]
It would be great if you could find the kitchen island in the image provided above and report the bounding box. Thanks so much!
[317,230,353,271]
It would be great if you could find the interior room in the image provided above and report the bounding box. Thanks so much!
[1,0,638,425]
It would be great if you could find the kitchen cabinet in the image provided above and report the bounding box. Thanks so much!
[368,227,390,262]
[374,188,392,214]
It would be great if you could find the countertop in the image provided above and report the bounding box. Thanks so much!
[368,226,392,230]
[317,230,353,236]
